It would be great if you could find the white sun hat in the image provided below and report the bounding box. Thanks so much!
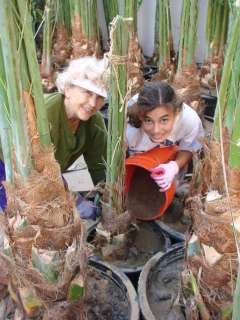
[71,79,107,98]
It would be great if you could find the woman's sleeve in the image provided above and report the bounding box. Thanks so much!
[83,112,107,185]
[44,93,62,147]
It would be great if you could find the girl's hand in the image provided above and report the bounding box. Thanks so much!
[150,161,179,191]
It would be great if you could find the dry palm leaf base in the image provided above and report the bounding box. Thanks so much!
[0,150,87,318]
[71,14,101,59]
[190,195,240,254]
[127,35,144,95]
[173,65,203,115]
[182,267,233,319]
[40,59,55,93]
[185,198,238,318]
[191,138,230,195]
[200,56,223,89]
[93,181,134,261]
[187,232,237,287]
[97,205,133,261]
[152,63,175,83]
[52,24,72,67]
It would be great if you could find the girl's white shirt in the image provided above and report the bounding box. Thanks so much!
[126,103,204,155]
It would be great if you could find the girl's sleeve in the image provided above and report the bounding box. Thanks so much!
[178,115,205,152]
[125,124,138,155]
[125,123,132,147]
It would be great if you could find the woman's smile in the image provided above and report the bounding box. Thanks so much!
[64,85,104,121]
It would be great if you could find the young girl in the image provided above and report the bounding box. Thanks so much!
[126,81,204,191]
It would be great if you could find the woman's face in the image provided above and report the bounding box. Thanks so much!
[141,105,178,143]
[64,85,105,121]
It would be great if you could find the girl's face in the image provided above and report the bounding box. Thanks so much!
[64,85,104,121]
[141,105,178,143]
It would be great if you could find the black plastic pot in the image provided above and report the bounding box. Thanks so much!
[143,65,158,80]
[100,102,109,128]
[201,94,217,121]
[155,220,185,242]
[88,259,140,320]
[88,221,171,288]
[138,244,185,320]
[155,197,188,243]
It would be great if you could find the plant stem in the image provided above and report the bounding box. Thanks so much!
[189,271,211,320]
[41,0,54,78]
[17,0,51,146]
[124,0,137,33]
[0,44,13,182]
[177,0,198,71]
[0,0,32,177]
[233,265,240,320]
[103,0,118,31]
[107,15,130,214]
[155,0,171,69]
[213,12,240,140]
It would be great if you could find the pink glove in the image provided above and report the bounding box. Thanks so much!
[150,161,179,191]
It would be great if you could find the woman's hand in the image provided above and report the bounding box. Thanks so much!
[150,161,179,191]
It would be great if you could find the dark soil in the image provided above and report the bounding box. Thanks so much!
[85,267,130,320]
[0,266,130,320]
[159,198,190,234]
[147,248,185,320]
[126,167,165,220]
[91,221,168,270]
[113,222,167,269]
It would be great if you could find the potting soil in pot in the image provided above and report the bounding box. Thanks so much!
[147,247,185,320]
[114,222,167,269]
[91,221,168,270]
[0,267,130,320]
[85,266,129,320]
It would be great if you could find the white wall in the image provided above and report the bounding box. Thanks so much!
[137,0,157,57]
[97,0,208,62]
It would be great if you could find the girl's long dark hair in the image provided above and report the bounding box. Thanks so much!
[128,81,182,128]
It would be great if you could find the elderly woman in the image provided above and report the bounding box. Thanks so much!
[0,57,108,214]
[46,56,108,185]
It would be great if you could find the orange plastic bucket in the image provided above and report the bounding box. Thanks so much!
[125,145,178,220]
